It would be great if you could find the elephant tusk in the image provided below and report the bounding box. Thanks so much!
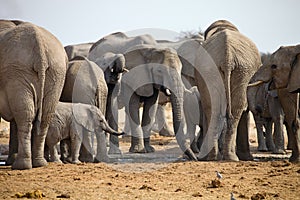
[248,80,264,87]
[165,89,172,96]
[122,68,129,73]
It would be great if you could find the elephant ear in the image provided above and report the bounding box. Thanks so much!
[73,103,96,132]
[122,47,155,97]
[288,53,300,93]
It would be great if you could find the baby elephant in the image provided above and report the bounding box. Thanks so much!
[45,102,123,164]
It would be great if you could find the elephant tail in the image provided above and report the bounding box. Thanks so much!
[32,27,49,135]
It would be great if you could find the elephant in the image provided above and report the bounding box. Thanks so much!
[45,102,124,164]
[247,53,286,153]
[247,81,285,153]
[194,20,261,161]
[119,44,198,160]
[0,21,67,169]
[64,42,94,61]
[249,44,300,162]
[60,56,108,162]
[150,38,203,137]
[88,32,157,154]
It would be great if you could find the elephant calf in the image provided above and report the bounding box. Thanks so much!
[45,102,123,164]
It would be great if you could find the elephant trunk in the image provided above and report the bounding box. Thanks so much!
[99,117,124,136]
[170,89,198,161]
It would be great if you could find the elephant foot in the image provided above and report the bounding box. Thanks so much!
[71,159,81,164]
[32,157,48,168]
[184,148,198,161]
[12,157,32,170]
[94,156,110,163]
[257,145,268,152]
[79,154,94,163]
[191,141,200,153]
[289,154,300,163]
[108,145,122,155]
[129,137,146,153]
[272,149,286,155]
[159,128,174,137]
[287,143,293,150]
[236,151,253,161]
[223,152,240,161]
[6,153,17,166]
[145,144,155,153]
[144,138,155,153]
[129,144,146,153]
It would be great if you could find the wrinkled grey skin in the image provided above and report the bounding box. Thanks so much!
[250,45,300,163]
[247,82,285,153]
[197,20,261,161]
[152,38,203,136]
[0,20,67,170]
[64,42,94,61]
[88,32,157,154]
[45,102,123,164]
[183,86,205,153]
[59,56,108,162]
[248,54,285,154]
[120,44,197,160]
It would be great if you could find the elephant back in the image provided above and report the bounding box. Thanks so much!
[203,29,261,77]
[88,32,157,60]
[204,20,239,40]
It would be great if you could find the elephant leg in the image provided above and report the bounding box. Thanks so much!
[187,119,199,153]
[285,122,294,150]
[94,131,109,163]
[79,131,94,163]
[70,129,82,164]
[236,110,253,161]
[6,121,18,165]
[141,90,159,153]
[48,144,62,163]
[12,120,33,170]
[31,120,49,168]
[107,94,122,154]
[153,104,173,137]
[60,139,70,163]
[128,93,145,153]
[264,120,275,152]
[11,96,36,170]
[254,115,268,152]
[289,112,300,163]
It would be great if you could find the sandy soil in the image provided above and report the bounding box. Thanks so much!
[0,107,299,200]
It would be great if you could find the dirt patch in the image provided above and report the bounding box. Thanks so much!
[0,110,299,199]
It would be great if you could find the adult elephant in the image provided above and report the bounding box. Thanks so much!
[64,42,94,61]
[152,38,203,136]
[120,44,197,159]
[88,32,157,154]
[195,20,261,161]
[0,21,67,169]
[60,56,108,162]
[249,44,300,162]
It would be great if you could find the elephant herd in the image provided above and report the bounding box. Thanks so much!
[0,19,299,170]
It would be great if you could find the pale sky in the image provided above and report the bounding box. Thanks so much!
[1,0,299,53]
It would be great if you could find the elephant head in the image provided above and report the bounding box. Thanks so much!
[121,45,197,159]
[250,45,300,93]
[73,103,123,136]
[94,52,126,84]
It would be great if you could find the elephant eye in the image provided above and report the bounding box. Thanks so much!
[110,68,114,73]
[271,64,277,69]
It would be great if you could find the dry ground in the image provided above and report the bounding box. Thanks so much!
[0,107,299,200]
